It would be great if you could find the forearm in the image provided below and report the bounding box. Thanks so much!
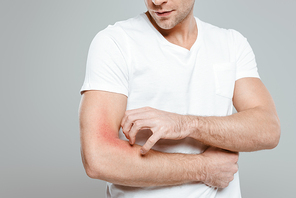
[187,106,281,152]
[79,90,240,187]
[82,135,202,187]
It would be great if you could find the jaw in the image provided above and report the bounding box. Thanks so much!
[147,7,195,32]
[144,0,196,33]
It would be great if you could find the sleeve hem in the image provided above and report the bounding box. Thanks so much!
[80,83,128,97]
[235,72,260,81]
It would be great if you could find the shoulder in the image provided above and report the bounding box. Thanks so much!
[197,18,247,44]
[91,14,148,44]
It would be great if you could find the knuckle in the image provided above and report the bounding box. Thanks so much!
[122,126,127,133]
[230,175,234,182]
[230,154,238,162]
[222,180,230,188]
[125,115,131,123]
[224,183,229,188]
[124,111,130,118]
[129,117,137,125]
[133,120,141,128]
[218,182,225,188]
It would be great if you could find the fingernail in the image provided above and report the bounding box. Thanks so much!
[140,149,145,155]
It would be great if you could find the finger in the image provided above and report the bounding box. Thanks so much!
[121,112,132,134]
[121,116,134,139]
[122,113,139,138]
[140,133,160,155]
[129,120,152,145]
[121,107,152,127]
[235,163,239,173]
[234,153,239,163]
[122,111,154,137]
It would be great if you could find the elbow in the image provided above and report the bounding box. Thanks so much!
[84,158,106,179]
[81,136,128,181]
[85,165,102,179]
[264,118,281,150]
[81,150,103,179]
[270,124,281,149]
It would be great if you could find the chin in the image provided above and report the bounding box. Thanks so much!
[160,24,175,30]
[155,20,176,30]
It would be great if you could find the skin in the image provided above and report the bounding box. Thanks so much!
[122,78,281,155]
[80,0,280,189]
[144,0,197,50]
[145,0,195,30]
[80,90,238,188]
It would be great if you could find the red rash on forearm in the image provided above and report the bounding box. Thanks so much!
[93,106,119,140]
[95,119,134,152]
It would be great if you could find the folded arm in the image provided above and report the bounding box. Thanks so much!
[79,90,238,188]
[190,78,281,152]
[123,78,281,153]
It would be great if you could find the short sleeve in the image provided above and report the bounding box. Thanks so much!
[80,30,129,96]
[230,29,260,81]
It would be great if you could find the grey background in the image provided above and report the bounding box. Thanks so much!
[0,0,295,197]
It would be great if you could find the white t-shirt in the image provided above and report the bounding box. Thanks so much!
[81,13,260,198]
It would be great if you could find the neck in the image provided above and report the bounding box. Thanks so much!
[146,11,197,50]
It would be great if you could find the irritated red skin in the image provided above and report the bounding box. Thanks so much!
[95,118,134,153]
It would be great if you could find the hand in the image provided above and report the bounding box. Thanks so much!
[200,147,239,188]
[121,107,191,155]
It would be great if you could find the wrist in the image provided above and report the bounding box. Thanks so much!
[187,154,207,183]
[198,153,208,183]
[184,115,200,139]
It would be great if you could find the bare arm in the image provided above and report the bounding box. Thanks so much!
[123,78,281,153]
[79,90,238,187]
[189,78,281,152]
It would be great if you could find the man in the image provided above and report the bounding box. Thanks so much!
[79,0,281,197]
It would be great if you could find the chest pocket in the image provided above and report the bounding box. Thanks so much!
[213,62,236,99]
